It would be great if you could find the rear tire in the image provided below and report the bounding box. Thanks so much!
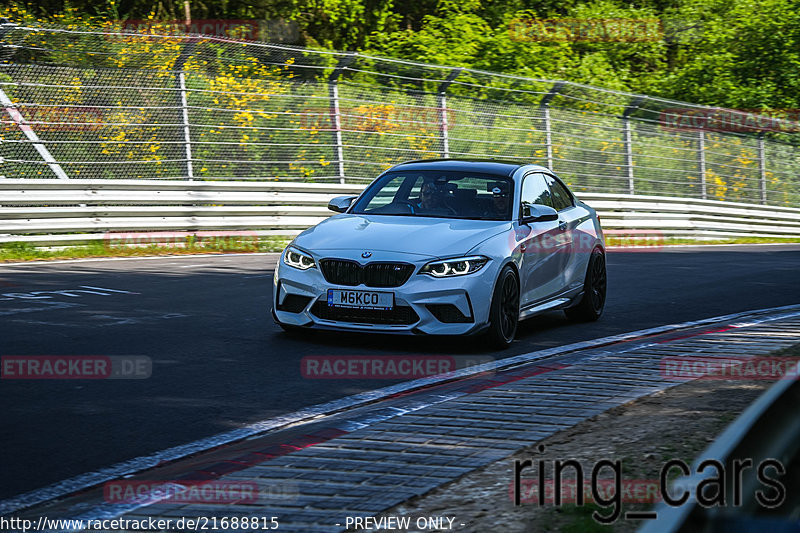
[485,265,520,349]
[565,248,606,322]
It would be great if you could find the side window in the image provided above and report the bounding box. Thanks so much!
[520,173,553,213]
[545,175,574,211]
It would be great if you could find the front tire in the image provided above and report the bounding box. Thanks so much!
[565,247,607,322]
[485,265,520,349]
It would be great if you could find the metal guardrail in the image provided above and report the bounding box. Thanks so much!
[1,179,799,246]
[639,374,800,532]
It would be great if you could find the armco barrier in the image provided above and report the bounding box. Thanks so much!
[640,373,800,532]
[1,179,799,246]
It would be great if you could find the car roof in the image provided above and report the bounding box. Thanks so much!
[389,158,550,177]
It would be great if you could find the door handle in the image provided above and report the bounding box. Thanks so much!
[558,220,567,231]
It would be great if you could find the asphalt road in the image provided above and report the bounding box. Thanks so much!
[1,245,799,500]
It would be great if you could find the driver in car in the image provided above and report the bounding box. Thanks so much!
[416,182,454,215]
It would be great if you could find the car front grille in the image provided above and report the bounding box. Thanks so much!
[310,300,419,325]
[319,259,415,288]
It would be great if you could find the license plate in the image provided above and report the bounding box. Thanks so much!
[327,289,394,310]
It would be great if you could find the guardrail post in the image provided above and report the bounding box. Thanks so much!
[539,82,563,170]
[437,68,462,158]
[0,21,70,179]
[758,133,767,204]
[622,96,647,195]
[329,53,356,184]
[698,130,707,200]
[174,42,196,180]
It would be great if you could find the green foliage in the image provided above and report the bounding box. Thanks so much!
[653,0,800,109]
[6,0,800,110]
[288,0,399,50]
[366,10,492,67]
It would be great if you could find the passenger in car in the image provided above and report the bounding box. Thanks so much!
[483,185,510,219]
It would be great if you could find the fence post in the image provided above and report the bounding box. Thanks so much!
[329,53,356,184]
[539,82,563,170]
[437,68,462,158]
[622,96,647,195]
[758,133,767,204]
[178,72,193,180]
[698,130,707,200]
[174,42,196,180]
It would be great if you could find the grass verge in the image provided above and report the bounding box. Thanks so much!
[0,237,291,262]
[606,236,800,247]
[1,235,797,263]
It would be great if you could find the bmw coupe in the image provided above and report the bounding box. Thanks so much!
[272,159,606,348]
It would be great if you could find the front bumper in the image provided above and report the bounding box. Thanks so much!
[272,257,499,335]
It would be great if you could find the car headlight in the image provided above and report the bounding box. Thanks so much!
[420,256,489,277]
[283,246,316,270]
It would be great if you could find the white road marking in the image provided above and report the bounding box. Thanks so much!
[0,287,139,300]
[0,302,83,316]
[79,286,139,294]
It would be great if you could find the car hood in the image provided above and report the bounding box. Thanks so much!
[293,214,511,260]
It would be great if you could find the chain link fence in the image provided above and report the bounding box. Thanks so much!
[1,22,799,207]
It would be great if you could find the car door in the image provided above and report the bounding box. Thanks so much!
[517,172,568,306]
[543,174,582,291]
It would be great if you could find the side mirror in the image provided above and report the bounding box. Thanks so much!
[328,195,357,213]
[521,204,558,224]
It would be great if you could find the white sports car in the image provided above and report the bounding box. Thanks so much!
[272,159,606,347]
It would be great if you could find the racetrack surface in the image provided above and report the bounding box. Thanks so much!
[1,245,799,500]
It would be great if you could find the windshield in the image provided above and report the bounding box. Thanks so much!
[350,171,514,221]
